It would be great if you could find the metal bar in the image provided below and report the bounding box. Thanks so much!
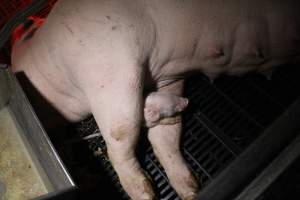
[196,97,300,200]
[205,79,265,129]
[0,65,10,109]
[234,133,300,200]
[183,149,212,179]
[194,112,241,156]
[33,187,78,200]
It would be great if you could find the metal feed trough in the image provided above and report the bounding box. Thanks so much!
[0,64,75,200]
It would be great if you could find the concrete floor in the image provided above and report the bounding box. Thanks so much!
[0,107,48,200]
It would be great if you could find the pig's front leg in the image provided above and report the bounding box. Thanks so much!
[148,80,199,200]
[83,65,154,200]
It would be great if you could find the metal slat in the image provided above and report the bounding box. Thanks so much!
[75,64,300,200]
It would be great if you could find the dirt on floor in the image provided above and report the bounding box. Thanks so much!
[0,107,48,200]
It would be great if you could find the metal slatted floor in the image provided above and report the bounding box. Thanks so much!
[76,64,300,200]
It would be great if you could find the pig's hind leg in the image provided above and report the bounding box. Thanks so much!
[85,65,155,200]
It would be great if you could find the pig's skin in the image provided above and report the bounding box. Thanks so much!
[11,0,300,199]
[144,92,189,127]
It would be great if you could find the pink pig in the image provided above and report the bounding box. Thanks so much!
[11,0,300,199]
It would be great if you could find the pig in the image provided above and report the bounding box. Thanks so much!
[11,0,300,199]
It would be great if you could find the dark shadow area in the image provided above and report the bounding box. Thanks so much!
[258,156,300,200]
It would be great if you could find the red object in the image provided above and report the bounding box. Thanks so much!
[12,16,45,46]
[0,0,57,64]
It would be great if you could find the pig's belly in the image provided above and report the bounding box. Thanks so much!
[149,0,300,82]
